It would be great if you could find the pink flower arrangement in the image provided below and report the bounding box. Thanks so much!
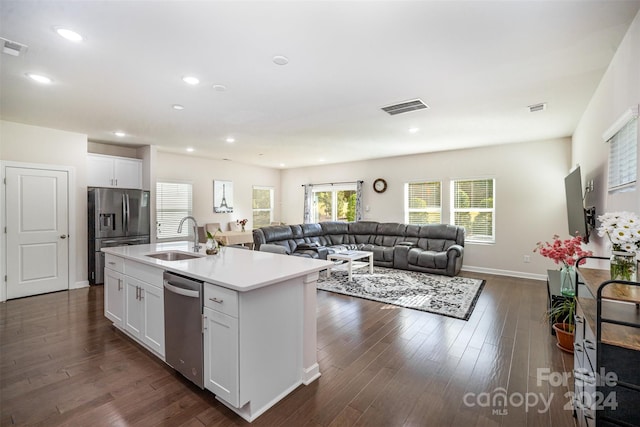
[237,219,248,227]
[533,235,593,267]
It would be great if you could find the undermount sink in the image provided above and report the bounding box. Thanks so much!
[146,251,204,261]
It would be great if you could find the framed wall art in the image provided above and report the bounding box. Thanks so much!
[213,180,234,213]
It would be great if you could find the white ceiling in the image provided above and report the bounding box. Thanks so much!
[1,1,639,169]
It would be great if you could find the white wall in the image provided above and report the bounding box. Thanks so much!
[282,137,572,279]
[155,152,281,233]
[0,121,281,292]
[572,10,640,256]
[0,120,89,288]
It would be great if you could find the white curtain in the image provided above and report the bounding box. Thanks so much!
[303,184,313,223]
[356,180,363,221]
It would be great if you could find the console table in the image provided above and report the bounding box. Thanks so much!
[574,259,640,427]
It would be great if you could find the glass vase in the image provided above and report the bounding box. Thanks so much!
[560,265,576,297]
[610,251,637,282]
[205,238,219,255]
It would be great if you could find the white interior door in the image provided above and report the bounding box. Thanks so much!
[6,166,69,299]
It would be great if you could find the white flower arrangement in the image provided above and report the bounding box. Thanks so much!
[597,211,640,253]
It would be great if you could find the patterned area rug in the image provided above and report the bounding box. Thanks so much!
[317,266,485,320]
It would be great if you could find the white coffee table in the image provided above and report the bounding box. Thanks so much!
[327,250,374,281]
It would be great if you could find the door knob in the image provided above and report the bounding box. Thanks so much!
[60,235,67,239]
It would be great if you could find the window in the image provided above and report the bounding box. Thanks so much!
[605,108,638,193]
[404,181,441,224]
[252,186,274,228]
[156,181,193,240]
[451,179,495,243]
[312,184,356,222]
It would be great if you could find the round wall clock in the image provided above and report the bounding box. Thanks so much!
[373,178,387,193]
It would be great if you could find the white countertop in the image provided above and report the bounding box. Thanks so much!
[102,241,333,292]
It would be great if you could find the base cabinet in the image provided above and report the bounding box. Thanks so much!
[124,276,164,357]
[103,255,164,359]
[104,267,124,328]
[203,306,239,407]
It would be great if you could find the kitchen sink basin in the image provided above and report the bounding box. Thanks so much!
[146,251,204,261]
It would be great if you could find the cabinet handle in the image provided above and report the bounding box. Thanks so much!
[202,314,206,333]
[117,279,122,291]
[136,286,140,300]
[584,340,596,350]
[575,315,583,324]
[209,297,224,304]
[115,179,118,186]
[108,261,116,265]
[574,343,583,353]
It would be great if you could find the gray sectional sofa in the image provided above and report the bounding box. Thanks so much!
[252,221,465,276]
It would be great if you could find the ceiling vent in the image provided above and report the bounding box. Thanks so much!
[1,37,28,56]
[381,98,429,116]
[528,102,547,113]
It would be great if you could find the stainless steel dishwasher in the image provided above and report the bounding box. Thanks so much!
[163,271,204,388]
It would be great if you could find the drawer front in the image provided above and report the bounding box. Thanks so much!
[204,283,238,317]
[105,254,124,273]
[124,260,163,287]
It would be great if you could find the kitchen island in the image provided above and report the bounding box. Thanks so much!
[101,241,332,422]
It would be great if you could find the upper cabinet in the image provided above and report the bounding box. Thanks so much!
[87,153,142,189]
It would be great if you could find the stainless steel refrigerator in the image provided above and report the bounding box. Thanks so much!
[88,187,151,284]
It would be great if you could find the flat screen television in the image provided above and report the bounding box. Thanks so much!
[564,166,594,243]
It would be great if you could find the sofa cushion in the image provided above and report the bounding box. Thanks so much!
[262,225,293,241]
[348,221,378,244]
[407,248,448,269]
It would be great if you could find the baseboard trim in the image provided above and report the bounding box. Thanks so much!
[72,280,90,289]
[461,265,546,281]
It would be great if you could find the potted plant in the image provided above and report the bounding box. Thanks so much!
[205,230,219,255]
[546,296,576,353]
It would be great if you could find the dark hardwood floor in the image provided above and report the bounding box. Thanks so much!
[0,272,575,426]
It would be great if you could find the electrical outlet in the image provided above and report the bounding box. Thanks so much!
[523,255,531,263]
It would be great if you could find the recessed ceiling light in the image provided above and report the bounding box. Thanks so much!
[213,84,227,92]
[55,27,83,42]
[273,55,289,65]
[182,76,200,85]
[408,127,420,134]
[172,104,185,110]
[186,147,194,152]
[279,163,285,168]
[319,158,325,162]
[113,131,126,137]
[226,137,235,143]
[26,73,52,84]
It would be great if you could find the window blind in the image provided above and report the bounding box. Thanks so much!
[607,117,637,192]
[156,181,193,239]
[405,182,441,224]
[451,179,495,243]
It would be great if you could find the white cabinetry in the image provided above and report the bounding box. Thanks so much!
[104,254,125,328]
[103,255,164,359]
[87,153,142,189]
[124,276,164,356]
[204,283,239,406]
[203,279,304,421]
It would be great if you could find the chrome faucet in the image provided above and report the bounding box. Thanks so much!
[177,216,201,252]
